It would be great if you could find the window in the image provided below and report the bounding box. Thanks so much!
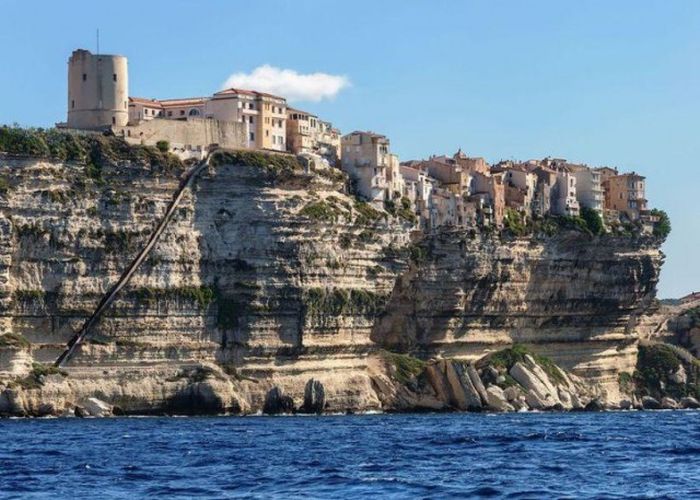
[112,117,116,125]
[188,109,200,116]
[248,116,254,124]
[71,100,75,109]
[249,132,255,141]
[180,110,185,116]
[167,111,172,117]
[113,73,117,82]
[266,130,269,137]
[82,73,87,81]
[248,103,254,110]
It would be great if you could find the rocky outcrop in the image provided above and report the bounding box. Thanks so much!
[373,345,597,412]
[0,137,666,416]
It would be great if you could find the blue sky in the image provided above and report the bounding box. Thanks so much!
[2,0,699,297]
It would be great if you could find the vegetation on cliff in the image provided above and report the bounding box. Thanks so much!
[632,343,699,400]
[0,126,184,172]
[477,343,566,384]
[303,287,388,318]
[650,209,671,240]
[381,351,426,384]
[209,149,302,178]
[0,333,31,349]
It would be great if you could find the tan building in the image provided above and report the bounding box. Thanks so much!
[453,149,490,176]
[595,167,619,210]
[470,172,505,226]
[605,172,647,220]
[208,88,287,151]
[341,131,393,204]
[420,154,471,195]
[160,97,207,120]
[316,121,342,163]
[128,97,163,123]
[286,107,319,154]
[67,49,128,129]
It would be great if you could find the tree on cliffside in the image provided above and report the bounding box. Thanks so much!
[650,209,671,240]
[580,207,604,235]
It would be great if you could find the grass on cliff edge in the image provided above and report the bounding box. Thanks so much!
[477,344,566,384]
[209,149,302,177]
[381,351,427,384]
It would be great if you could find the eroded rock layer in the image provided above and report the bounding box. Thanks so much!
[0,150,663,415]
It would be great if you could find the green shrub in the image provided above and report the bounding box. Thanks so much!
[299,200,342,223]
[650,209,671,240]
[0,332,31,349]
[481,344,565,384]
[12,289,45,302]
[556,215,592,235]
[381,351,426,384]
[618,371,633,392]
[504,208,526,236]
[354,201,384,225]
[15,363,68,389]
[303,287,388,318]
[580,207,604,235]
[155,140,170,153]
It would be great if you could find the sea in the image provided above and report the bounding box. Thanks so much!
[0,411,698,498]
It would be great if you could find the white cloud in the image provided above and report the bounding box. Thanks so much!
[221,65,350,102]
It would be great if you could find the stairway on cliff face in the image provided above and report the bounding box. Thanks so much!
[54,157,212,367]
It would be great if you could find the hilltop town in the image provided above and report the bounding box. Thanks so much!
[58,48,662,235]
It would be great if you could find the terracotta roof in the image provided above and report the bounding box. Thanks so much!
[214,88,286,100]
[128,97,163,108]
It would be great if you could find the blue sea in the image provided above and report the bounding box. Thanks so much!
[1,412,699,498]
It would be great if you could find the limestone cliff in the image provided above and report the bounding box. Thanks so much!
[0,135,664,416]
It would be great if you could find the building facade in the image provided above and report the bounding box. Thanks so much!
[605,172,647,220]
[341,131,394,204]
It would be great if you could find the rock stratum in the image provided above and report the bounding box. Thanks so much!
[0,135,672,416]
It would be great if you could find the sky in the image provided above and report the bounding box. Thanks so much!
[1,0,699,298]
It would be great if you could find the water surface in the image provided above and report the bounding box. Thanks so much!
[1,411,698,498]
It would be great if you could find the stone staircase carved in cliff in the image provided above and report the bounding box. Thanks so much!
[54,155,213,367]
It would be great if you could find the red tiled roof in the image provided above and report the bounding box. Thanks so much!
[128,97,163,108]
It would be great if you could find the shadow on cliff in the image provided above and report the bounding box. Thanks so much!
[371,230,502,351]
[192,162,308,366]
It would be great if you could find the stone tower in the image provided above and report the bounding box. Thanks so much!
[67,49,128,129]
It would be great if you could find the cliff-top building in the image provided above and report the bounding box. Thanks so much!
[67,49,129,129]
[341,131,396,204]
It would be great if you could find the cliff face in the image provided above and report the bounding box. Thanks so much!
[373,230,662,400]
[0,148,663,415]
